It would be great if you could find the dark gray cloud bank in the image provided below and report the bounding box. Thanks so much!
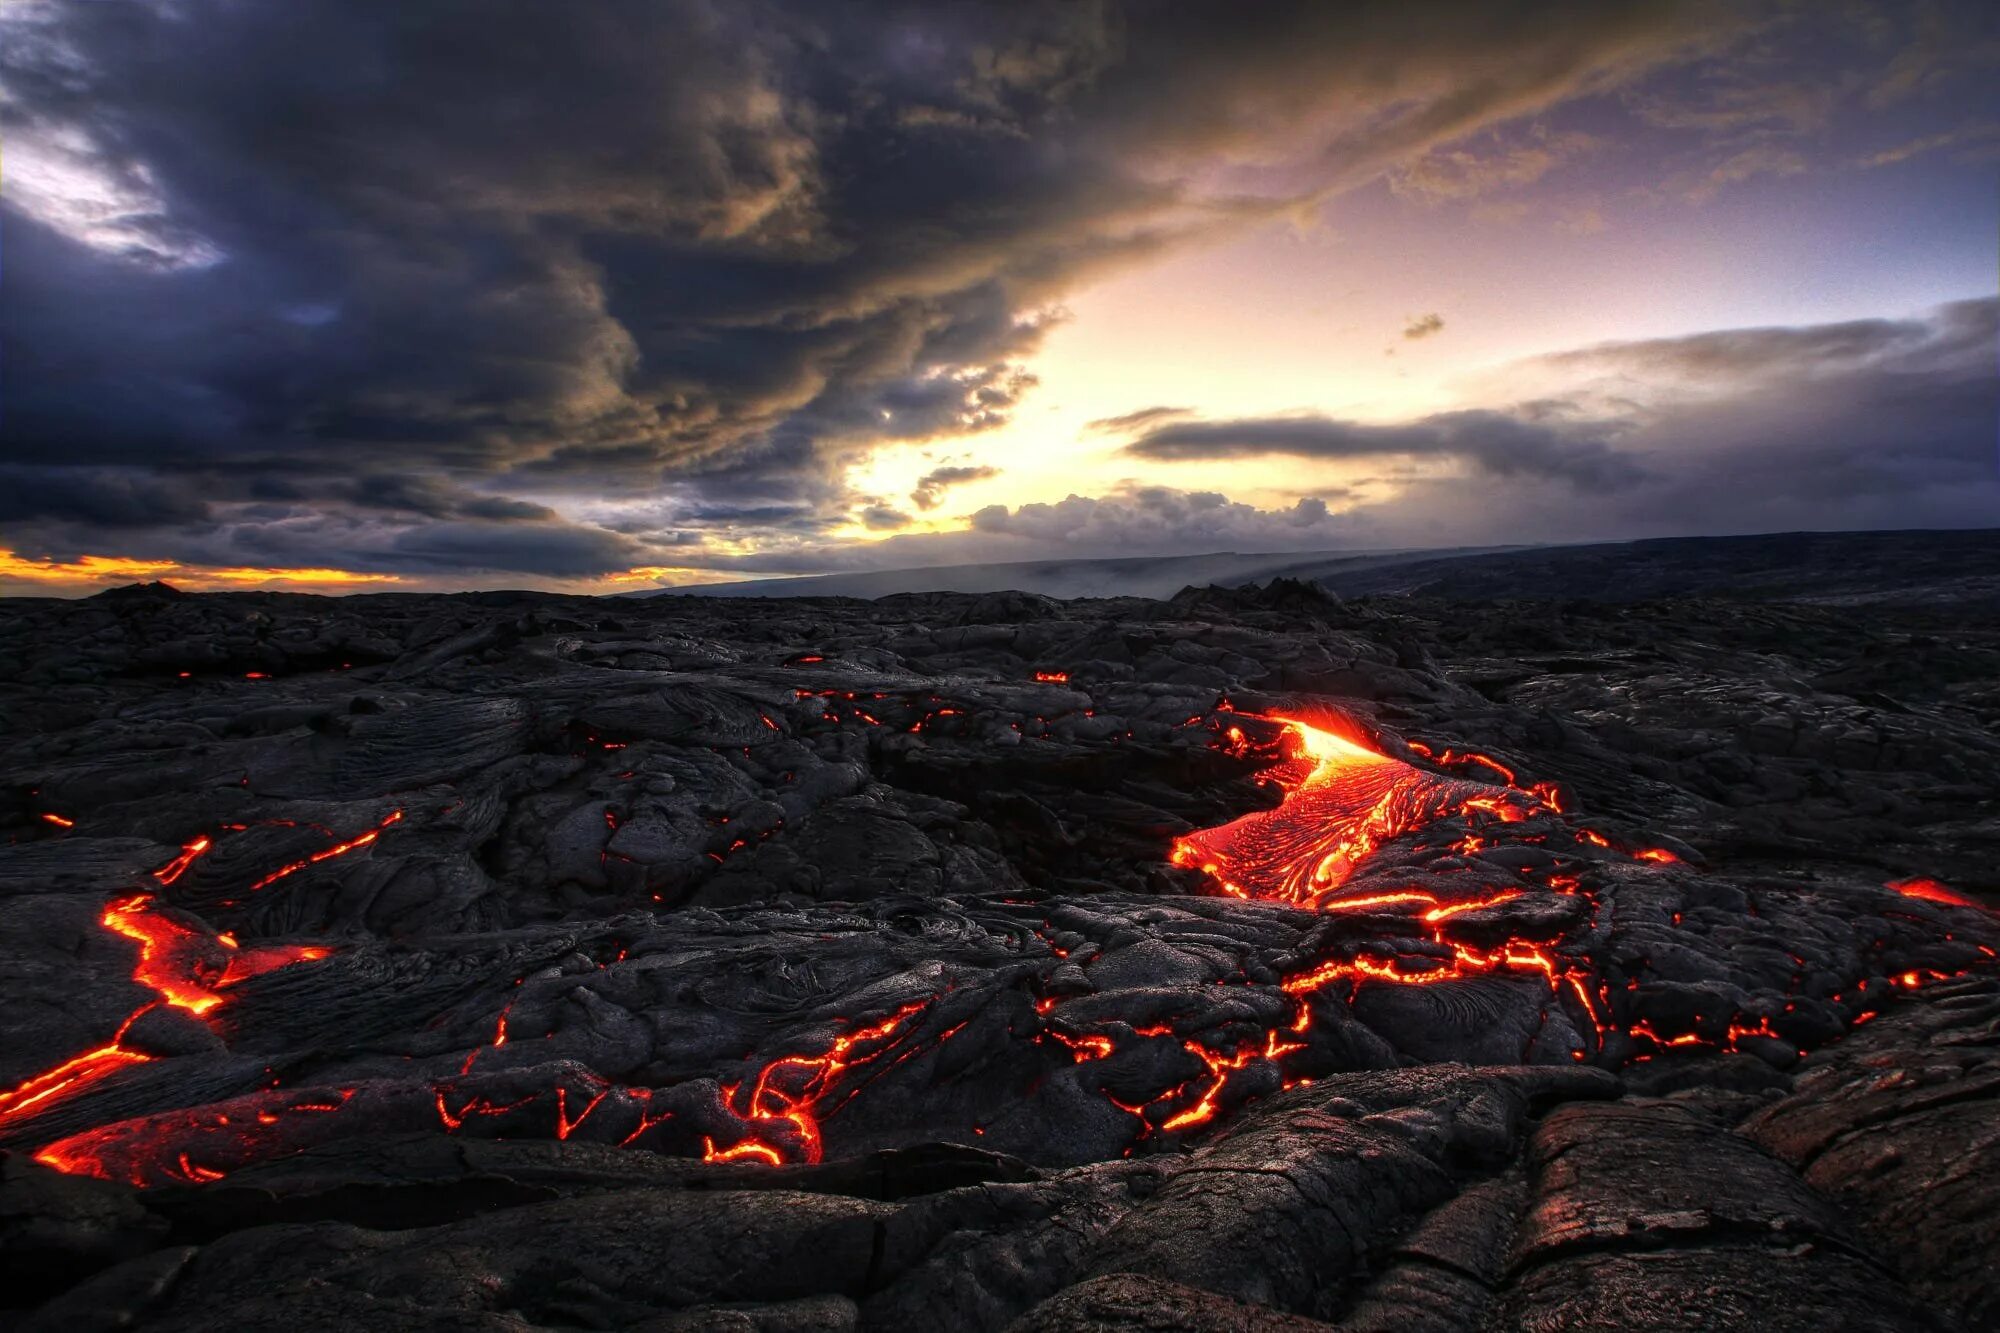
[0,0,1993,583]
[1108,297,1998,553]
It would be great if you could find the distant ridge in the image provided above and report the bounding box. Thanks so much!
[645,545,1521,601]
[643,528,2000,607]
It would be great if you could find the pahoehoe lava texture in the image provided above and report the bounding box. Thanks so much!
[2,557,1997,1330]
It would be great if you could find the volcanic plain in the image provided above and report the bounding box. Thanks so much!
[3,531,1997,1331]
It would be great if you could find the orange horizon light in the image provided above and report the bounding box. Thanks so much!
[0,549,403,592]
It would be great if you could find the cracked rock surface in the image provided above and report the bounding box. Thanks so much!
[2,547,1996,1330]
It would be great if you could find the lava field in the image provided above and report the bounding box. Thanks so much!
[2,570,1996,1330]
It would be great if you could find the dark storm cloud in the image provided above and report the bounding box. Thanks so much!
[382,523,652,578]
[0,467,213,529]
[459,496,562,523]
[1123,409,1647,489]
[1330,297,2000,544]
[911,465,1002,511]
[341,474,553,522]
[0,0,1738,577]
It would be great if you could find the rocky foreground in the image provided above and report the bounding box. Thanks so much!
[1,561,1997,1330]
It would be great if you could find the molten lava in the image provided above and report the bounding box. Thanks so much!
[0,895,333,1135]
[243,809,403,892]
[713,1000,933,1165]
[0,1038,150,1126]
[14,705,1986,1190]
[1170,715,1546,906]
[1888,877,1983,911]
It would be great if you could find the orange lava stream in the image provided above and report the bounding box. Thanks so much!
[709,1000,934,1165]
[19,710,1988,1185]
[34,1087,361,1185]
[4,882,336,1137]
[1169,715,1547,907]
[1055,710,1977,1136]
[152,836,213,886]
[0,1041,150,1125]
[244,810,403,892]
[103,895,228,1016]
[1888,877,1984,911]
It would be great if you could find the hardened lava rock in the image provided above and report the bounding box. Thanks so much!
[1,554,1997,1329]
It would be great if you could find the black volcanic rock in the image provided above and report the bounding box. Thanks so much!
[1,533,1996,1329]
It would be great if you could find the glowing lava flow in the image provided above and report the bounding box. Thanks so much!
[1068,712,1743,1132]
[19,707,1988,1186]
[152,836,213,886]
[1888,877,1985,911]
[707,1000,934,1165]
[0,1033,150,1126]
[144,809,403,901]
[244,809,403,892]
[0,896,331,1132]
[1170,715,1547,906]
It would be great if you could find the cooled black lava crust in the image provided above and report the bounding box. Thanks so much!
[2,563,1997,1330]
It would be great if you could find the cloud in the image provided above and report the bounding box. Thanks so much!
[620,294,1998,571]
[0,467,213,528]
[1683,145,1808,202]
[1526,300,1990,382]
[859,505,913,531]
[1389,127,1601,203]
[1329,297,2000,545]
[5,1,1988,587]
[1856,120,2000,167]
[1402,313,1446,340]
[911,464,1002,511]
[1628,78,1837,137]
[0,0,1741,578]
[1123,408,1646,490]
[962,487,1344,554]
[1085,405,1195,433]
[321,296,2000,587]
[1615,4,2000,204]
[382,522,652,578]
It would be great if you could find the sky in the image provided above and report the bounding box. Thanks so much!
[1,0,1996,595]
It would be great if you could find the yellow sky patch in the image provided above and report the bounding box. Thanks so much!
[0,549,404,593]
